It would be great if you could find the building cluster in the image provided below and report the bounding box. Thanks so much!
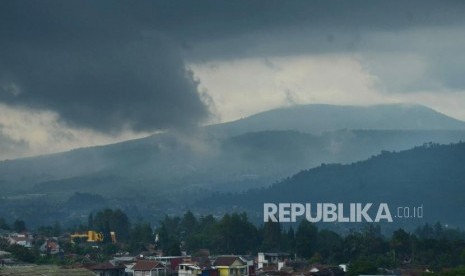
[88,252,346,276]
[0,229,437,276]
[0,229,348,275]
[1,229,62,264]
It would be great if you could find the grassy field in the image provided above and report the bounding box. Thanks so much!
[0,265,94,276]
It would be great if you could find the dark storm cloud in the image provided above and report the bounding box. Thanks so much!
[1,0,465,134]
[151,0,465,59]
[0,34,208,133]
[0,1,210,133]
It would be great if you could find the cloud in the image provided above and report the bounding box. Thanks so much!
[190,55,379,122]
[0,103,147,160]
[358,27,465,93]
[1,0,465,137]
[177,1,465,94]
[0,127,30,160]
[0,1,210,134]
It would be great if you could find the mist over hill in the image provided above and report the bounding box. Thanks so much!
[1,104,465,227]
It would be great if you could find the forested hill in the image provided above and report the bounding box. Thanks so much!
[200,142,465,228]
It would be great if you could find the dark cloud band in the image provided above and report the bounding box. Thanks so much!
[1,0,465,134]
[0,1,210,133]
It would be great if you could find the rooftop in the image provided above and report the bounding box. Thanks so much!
[133,260,164,271]
[90,262,125,270]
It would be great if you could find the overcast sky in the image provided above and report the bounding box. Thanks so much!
[1,0,465,159]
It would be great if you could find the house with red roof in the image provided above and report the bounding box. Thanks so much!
[39,238,61,255]
[133,260,166,276]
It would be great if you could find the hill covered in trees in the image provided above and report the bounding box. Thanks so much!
[200,142,465,230]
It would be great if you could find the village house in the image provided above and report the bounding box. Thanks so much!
[257,252,289,271]
[89,261,126,276]
[309,265,345,276]
[133,260,166,276]
[6,232,33,248]
[188,255,220,276]
[39,238,61,255]
[178,263,202,276]
[213,256,248,276]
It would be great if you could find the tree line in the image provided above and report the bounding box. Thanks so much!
[3,209,465,274]
[157,211,465,272]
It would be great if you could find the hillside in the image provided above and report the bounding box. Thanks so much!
[200,142,465,229]
[1,104,464,190]
[1,104,465,227]
[207,104,465,136]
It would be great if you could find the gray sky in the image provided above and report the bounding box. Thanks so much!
[1,1,465,159]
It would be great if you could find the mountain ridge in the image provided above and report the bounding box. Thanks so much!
[198,142,465,229]
[207,103,465,136]
[2,103,465,227]
[2,103,464,163]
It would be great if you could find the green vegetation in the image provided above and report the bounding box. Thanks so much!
[2,209,465,274]
[205,142,465,230]
[156,212,465,272]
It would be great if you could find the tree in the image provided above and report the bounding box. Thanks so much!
[361,225,388,256]
[88,213,94,229]
[180,211,198,237]
[316,229,343,263]
[13,219,26,232]
[189,215,219,253]
[93,209,131,242]
[216,213,258,254]
[9,244,36,263]
[0,237,9,250]
[0,217,10,230]
[131,223,153,244]
[390,228,412,263]
[283,226,295,253]
[295,220,317,259]
[348,259,378,276]
[37,222,62,237]
[415,223,435,239]
[261,221,282,251]
[157,215,181,255]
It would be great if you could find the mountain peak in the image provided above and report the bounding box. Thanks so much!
[208,103,465,135]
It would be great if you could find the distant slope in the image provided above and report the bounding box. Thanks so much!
[201,142,465,228]
[2,129,465,195]
[1,104,465,196]
[1,103,465,227]
[207,104,465,136]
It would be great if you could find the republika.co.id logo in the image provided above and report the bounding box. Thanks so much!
[264,203,423,223]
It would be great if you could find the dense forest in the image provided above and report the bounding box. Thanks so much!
[200,142,465,230]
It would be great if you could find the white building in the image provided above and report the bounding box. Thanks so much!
[178,263,202,276]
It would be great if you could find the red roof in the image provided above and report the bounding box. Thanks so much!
[133,260,164,271]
